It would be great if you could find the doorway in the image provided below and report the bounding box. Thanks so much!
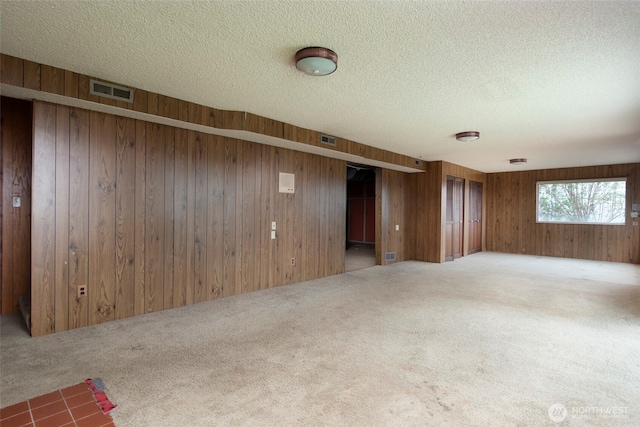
[445,175,464,261]
[345,164,376,271]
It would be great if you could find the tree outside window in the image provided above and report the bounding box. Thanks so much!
[537,179,626,224]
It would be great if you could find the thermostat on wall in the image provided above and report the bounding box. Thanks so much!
[279,173,295,194]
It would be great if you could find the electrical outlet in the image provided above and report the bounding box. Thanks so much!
[77,285,87,298]
[291,258,295,266]
[395,224,400,231]
[12,196,21,208]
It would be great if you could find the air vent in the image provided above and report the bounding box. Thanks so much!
[414,159,423,166]
[320,134,337,146]
[385,252,396,262]
[90,79,134,103]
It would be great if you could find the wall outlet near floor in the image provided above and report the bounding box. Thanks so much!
[291,258,295,266]
[77,285,87,298]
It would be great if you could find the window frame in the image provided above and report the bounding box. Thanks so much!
[535,177,627,225]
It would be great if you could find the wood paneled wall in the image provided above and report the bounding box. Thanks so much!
[376,169,413,265]
[1,53,424,172]
[31,101,347,336]
[486,164,640,263]
[1,97,32,314]
[411,161,486,263]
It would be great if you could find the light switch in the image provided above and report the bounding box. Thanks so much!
[12,197,21,208]
[271,230,276,240]
[272,221,277,230]
[395,224,400,231]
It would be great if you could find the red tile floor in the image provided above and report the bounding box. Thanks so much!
[0,382,115,427]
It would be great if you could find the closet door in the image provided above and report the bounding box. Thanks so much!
[469,181,483,254]
[445,176,464,261]
[452,177,464,259]
[445,176,454,261]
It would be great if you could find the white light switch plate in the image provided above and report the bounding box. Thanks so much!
[12,197,21,208]
[395,224,400,231]
[272,221,277,230]
[271,230,276,239]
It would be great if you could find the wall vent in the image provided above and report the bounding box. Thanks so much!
[320,134,337,146]
[414,159,423,166]
[90,79,134,103]
[385,252,396,262]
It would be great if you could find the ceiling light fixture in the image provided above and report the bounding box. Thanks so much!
[455,131,480,142]
[295,47,338,76]
[510,158,527,165]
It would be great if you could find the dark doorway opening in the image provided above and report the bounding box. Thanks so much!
[345,164,376,271]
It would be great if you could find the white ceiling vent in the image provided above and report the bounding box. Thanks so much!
[90,79,134,103]
[320,134,337,147]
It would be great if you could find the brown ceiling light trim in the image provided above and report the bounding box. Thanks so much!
[455,131,480,141]
[295,47,338,76]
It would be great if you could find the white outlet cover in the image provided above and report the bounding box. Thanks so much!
[12,196,21,207]
[271,230,276,239]
[272,221,277,230]
[395,224,400,231]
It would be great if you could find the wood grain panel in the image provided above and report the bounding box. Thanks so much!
[173,128,188,307]
[486,164,639,263]
[378,169,409,265]
[1,97,32,314]
[89,111,116,324]
[253,143,264,287]
[54,105,70,332]
[260,145,275,289]
[115,116,136,319]
[23,60,41,91]
[163,126,175,310]
[41,65,65,95]
[282,149,296,284]
[303,153,318,280]
[29,103,354,335]
[207,134,224,299]
[31,101,57,336]
[1,54,23,86]
[193,132,207,303]
[185,129,196,306]
[159,95,180,121]
[64,71,79,98]
[134,120,146,316]
[240,139,256,293]
[144,122,165,313]
[68,108,90,328]
[223,138,237,297]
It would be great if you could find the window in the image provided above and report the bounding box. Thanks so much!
[536,178,626,224]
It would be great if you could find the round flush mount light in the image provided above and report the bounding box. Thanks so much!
[295,47,338,76]
[455,131,480,142]
[510,158,527,165]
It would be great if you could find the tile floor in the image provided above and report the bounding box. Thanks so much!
[0,382,115,427]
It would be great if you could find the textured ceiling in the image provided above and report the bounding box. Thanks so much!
[1,0,639,172]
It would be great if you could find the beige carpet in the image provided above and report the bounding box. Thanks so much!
[345,243,376,272]
[1,253,639,426]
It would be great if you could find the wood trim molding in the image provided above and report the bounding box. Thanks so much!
[1,53,426,172]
